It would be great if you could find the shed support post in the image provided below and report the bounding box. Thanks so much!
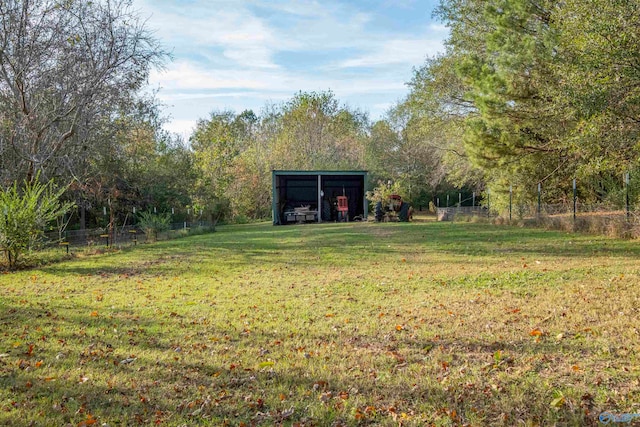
[363,172,368,221]
[317,174,322,223]
[272,172,279,225]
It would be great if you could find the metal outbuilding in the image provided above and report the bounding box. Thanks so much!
[272,170,368,225]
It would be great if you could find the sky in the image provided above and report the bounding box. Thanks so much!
[137,0,448,138]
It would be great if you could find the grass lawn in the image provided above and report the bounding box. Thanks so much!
[1,218,639,426]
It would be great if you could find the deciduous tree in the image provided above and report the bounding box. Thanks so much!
[0,0,167,186]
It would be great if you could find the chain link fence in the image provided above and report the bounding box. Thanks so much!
[43,221,215,251]
[437,202,640,238]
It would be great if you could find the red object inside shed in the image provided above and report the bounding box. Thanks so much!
[337,196,348,212]
[337,196,348,221]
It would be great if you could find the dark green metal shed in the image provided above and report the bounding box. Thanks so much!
[272,170,368,225]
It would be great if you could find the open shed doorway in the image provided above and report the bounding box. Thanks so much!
[272,170,368,225]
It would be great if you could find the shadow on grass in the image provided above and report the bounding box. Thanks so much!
[0,304,320,425]
[0,304,433,426]
[0,305,602,426]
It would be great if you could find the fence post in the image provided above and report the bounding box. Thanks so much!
[487,189,490,218]
[573,178,578,225]
[626,172,630,221]
[537,183,541,218]
[509,185,513,223]
[458,193,462,211]
[472,191,476,211]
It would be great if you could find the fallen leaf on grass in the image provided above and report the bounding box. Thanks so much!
[77,414,97,426]
[319,391,332,402]
[529,328,544,337]
[550,396,565,408]
[280,407,295,419]
[312,381,328,391]
[257,361,274,369]
[388,351,406,363]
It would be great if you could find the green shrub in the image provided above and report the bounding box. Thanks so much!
[365,180,408,208]
[233,214,250,224]
[136,211,171,242]
[0,178,73,269]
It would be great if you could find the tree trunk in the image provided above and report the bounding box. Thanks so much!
[80,203,86,230]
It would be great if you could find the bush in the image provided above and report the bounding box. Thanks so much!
[233,214,250,224]
[137,211,171,242]
[0,178,73,269]
[365,180,408,208]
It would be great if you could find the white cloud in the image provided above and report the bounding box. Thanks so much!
[223,47,278,69]
[372,102,396,113]
[381,0,418,9]
[150,61,271,91]
[137,0,450,131]
[338,37,444,68]
[151,59,408,100]
[139,1,285,69]
[428,23,450,33]
[163,119,197,138]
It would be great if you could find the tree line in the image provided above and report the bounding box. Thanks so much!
[191,0,640,218]
[3,0,640,254]
[403,0,640,211]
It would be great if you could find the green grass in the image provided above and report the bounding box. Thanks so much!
[1,219,639,426]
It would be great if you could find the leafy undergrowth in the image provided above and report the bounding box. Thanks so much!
[1,220,639,426]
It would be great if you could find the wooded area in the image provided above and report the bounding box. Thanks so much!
[2,0,640,256]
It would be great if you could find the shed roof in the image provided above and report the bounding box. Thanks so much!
[272,170,367,176]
